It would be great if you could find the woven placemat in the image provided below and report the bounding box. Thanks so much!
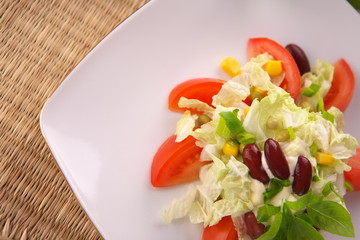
[0,0,148,239]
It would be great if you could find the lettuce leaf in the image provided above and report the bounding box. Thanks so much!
[243,92,309,145]
[178,97,214,115]
[297,60,334,109]
[175,110,197,142]
[163,157,252,227]
[296,113,357,160]
[213,53,285,108]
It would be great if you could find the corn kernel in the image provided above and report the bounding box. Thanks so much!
[223,140,239,157]
[250,86,267,101]
[264,60,283,77]
[220,57,241,77]
[315,152,334,165]
[275,130,290,142]
[198,114,211,125]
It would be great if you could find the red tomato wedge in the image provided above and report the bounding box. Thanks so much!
[247,38,302,100]
[344,148,360,191]
[168,78,225,113]
[151,135,208,187]
[202,216,238,240]
[324,58,355,112]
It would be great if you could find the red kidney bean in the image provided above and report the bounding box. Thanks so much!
[264,138,290,180]
[285,43,311,75]
[242,144,270,184]
[292,155,312,196]
[244,212,265,239]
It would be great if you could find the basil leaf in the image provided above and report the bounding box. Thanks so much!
[257,212,283,240]
[287,216,324,240]
[275,203,294,240]
[286,190,313,211]
[295,213,312,224]
[219,111,244,135]
[263,178,290,203]
[257,204,281,222]
[310,195,324,205]
[307,201,355,237]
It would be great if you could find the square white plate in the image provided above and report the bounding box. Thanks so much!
[40,0,360,239]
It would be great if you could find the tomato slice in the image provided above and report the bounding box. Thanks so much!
[247,38,302,100]
[324,58,355,112]
[344,148,360,191]
[202,216,238,240]
[168,78,225,113]
[151,135,207,187]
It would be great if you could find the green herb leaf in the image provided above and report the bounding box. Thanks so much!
[287,126,296,140]
[322,182,333,196]
[257,204,281,222]
[307,201,355,237]
[302,83,321,97]
[274,203,294,240]
[257,212,283,240]
[322,182,344,202]
[219,111,245,135]
[321,111,335,123]
[317,98,325,112]
[286,190,313,211]
[348,0,360,9]
[216,117,231,139]
[312,175,320,182]
[263,178,290,203]
[295,213,312,224]
[310,142,318,157]
[287,216,324,240]
[280,178,290,187]
[236,132,256,144]
[310,195,324,205]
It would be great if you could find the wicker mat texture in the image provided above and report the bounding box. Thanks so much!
[0,0,148,239]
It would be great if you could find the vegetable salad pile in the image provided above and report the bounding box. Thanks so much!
[151,38,358,240]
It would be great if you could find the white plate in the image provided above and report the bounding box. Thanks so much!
[40,0,360,239]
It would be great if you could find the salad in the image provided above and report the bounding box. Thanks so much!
[151,38,359,240]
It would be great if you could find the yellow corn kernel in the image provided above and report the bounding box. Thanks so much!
[315,152,334,165]
[275,130,290,142]
[197,114,211,125]
[243,107,250,117]
[264,60,283,77]
[223,140,239,157]
[250,86,267,101]
[220,57,241,77]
